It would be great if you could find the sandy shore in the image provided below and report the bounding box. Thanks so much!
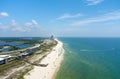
[24,39,64,79]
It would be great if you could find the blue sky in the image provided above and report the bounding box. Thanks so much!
[0,0,120,37]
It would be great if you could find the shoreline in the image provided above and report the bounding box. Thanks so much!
[24,39,64,79]
[52,41,64,79]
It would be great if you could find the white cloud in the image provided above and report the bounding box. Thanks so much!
[56,13,83,20]
[0,12,9,17]
[0,23,9,31]
[10,20,38,32]
[32,20,38,25]
[11,20,26,32]
[11,20,17,26]
[85,0,104,5]
[0,26,8,31]
[71,10,120,26]
[25,20,38,27]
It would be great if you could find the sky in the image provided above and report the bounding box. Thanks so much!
[0,0,120,37]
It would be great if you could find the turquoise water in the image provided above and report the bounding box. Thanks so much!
[56,38,120,79]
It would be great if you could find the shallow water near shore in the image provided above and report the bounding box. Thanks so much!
[56,38,120,79]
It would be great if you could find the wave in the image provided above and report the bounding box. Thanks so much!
[80,48,115,52]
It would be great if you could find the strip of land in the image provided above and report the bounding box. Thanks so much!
[24,39,64,79]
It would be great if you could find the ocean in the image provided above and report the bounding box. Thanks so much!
[56,38,120,79]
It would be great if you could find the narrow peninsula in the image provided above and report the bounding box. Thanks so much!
[0,37,64,79]
[24,39,64,79]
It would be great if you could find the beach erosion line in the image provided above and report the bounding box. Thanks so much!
[24,39,64,79]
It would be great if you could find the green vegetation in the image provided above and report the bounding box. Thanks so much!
[9,46,21,51]
[40,40,57,52]
[0,39,58,79]
[7,65,33,79]
[0,60,25,75]
[0,46,3,49]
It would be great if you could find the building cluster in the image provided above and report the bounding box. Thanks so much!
[0,55,15,64]
[0,36,55,65]
[0,44,40,65]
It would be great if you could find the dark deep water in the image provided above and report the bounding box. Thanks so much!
[56,38,120,79]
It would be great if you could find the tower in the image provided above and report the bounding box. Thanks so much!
[50,35,54,40]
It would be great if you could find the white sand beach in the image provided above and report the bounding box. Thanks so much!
[24,39,64,79]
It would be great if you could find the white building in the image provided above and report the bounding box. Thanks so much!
[0,55,14,64]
